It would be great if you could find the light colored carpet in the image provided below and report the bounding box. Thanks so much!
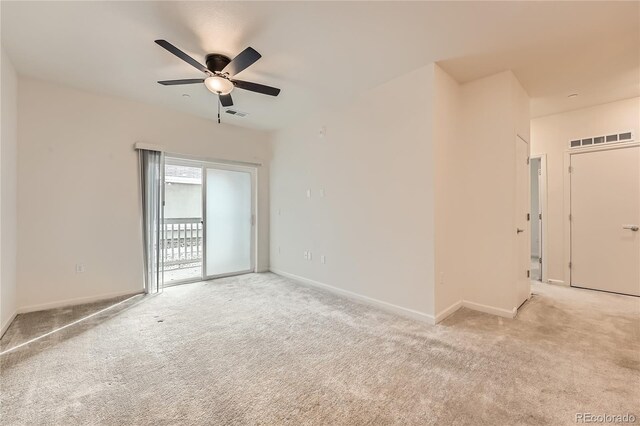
[1,273,638,425]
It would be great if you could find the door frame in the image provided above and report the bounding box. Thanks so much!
[202,162,257,280]
[530,154,548,283]
[516,134,531,307]
[162,155,258,286]
[563,141,640,287]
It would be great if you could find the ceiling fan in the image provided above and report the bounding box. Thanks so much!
[154,39,281,122]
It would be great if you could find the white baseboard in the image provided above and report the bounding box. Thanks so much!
[462,300,517,319]
[547,279,568,286]
[17,289,143,315]
[270,269,436,325]
[0,311,18,338]
[434,299,516,322]
[271,270,519,323]
[434,300,463,323]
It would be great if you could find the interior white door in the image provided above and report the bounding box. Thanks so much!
[204,166,254,278]
[571,145,640,296]
[516,137,531,307]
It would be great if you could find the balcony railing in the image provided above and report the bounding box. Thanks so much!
[162,218,203,271]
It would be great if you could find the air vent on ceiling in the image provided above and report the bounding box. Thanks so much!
[225,109,248,118]
[569,131,634,149]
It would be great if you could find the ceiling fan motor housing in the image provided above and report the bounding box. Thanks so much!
[206,54,232,73]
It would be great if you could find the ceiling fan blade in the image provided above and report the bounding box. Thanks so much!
[158,79,205,86]
[155,40,210,75]
[219,93,233,107]
[223,47,261,77]
[232,79,281,96]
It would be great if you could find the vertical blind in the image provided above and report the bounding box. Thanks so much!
[139,149,164,294]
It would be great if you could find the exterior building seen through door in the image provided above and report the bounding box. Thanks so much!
[570,145,640,296]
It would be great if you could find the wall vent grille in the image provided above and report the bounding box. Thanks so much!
[569,131,634,149]
[225,109,248,118]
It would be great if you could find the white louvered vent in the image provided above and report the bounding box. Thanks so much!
[225,109,249,118]
[569,131,634,149]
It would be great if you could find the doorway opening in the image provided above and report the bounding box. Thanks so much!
[530,154,547,283]
[162,157,256,287]
[530,157,542,281]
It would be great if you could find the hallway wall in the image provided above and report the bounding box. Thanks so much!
[531,97,640,283]
[1,46,18,335]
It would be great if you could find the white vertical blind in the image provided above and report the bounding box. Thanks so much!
[139,149,164,293]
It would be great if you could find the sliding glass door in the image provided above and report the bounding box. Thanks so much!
[162,158,255,285]
[203,165,254,278]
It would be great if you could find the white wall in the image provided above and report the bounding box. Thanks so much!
[270,65,436,320]
[1,47,18,334]
[531,97,640,283]
[433,69,530,317]
[17,77,271,312]
[432,64,464,315]
[270,63,530,322]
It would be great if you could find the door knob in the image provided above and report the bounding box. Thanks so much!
[623,225,639,231]
[517,228,525,234]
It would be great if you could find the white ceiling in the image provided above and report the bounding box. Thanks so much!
[2,1,638,130]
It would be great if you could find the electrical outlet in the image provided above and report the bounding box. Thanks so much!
[307,251,312,261]
[320,188,325,198]
[75,264,85,273]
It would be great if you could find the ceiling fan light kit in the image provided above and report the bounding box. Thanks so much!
[154,40,281,123]
[204,76,234,95]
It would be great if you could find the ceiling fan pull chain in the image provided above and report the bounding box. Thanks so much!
[217,94,221,124]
